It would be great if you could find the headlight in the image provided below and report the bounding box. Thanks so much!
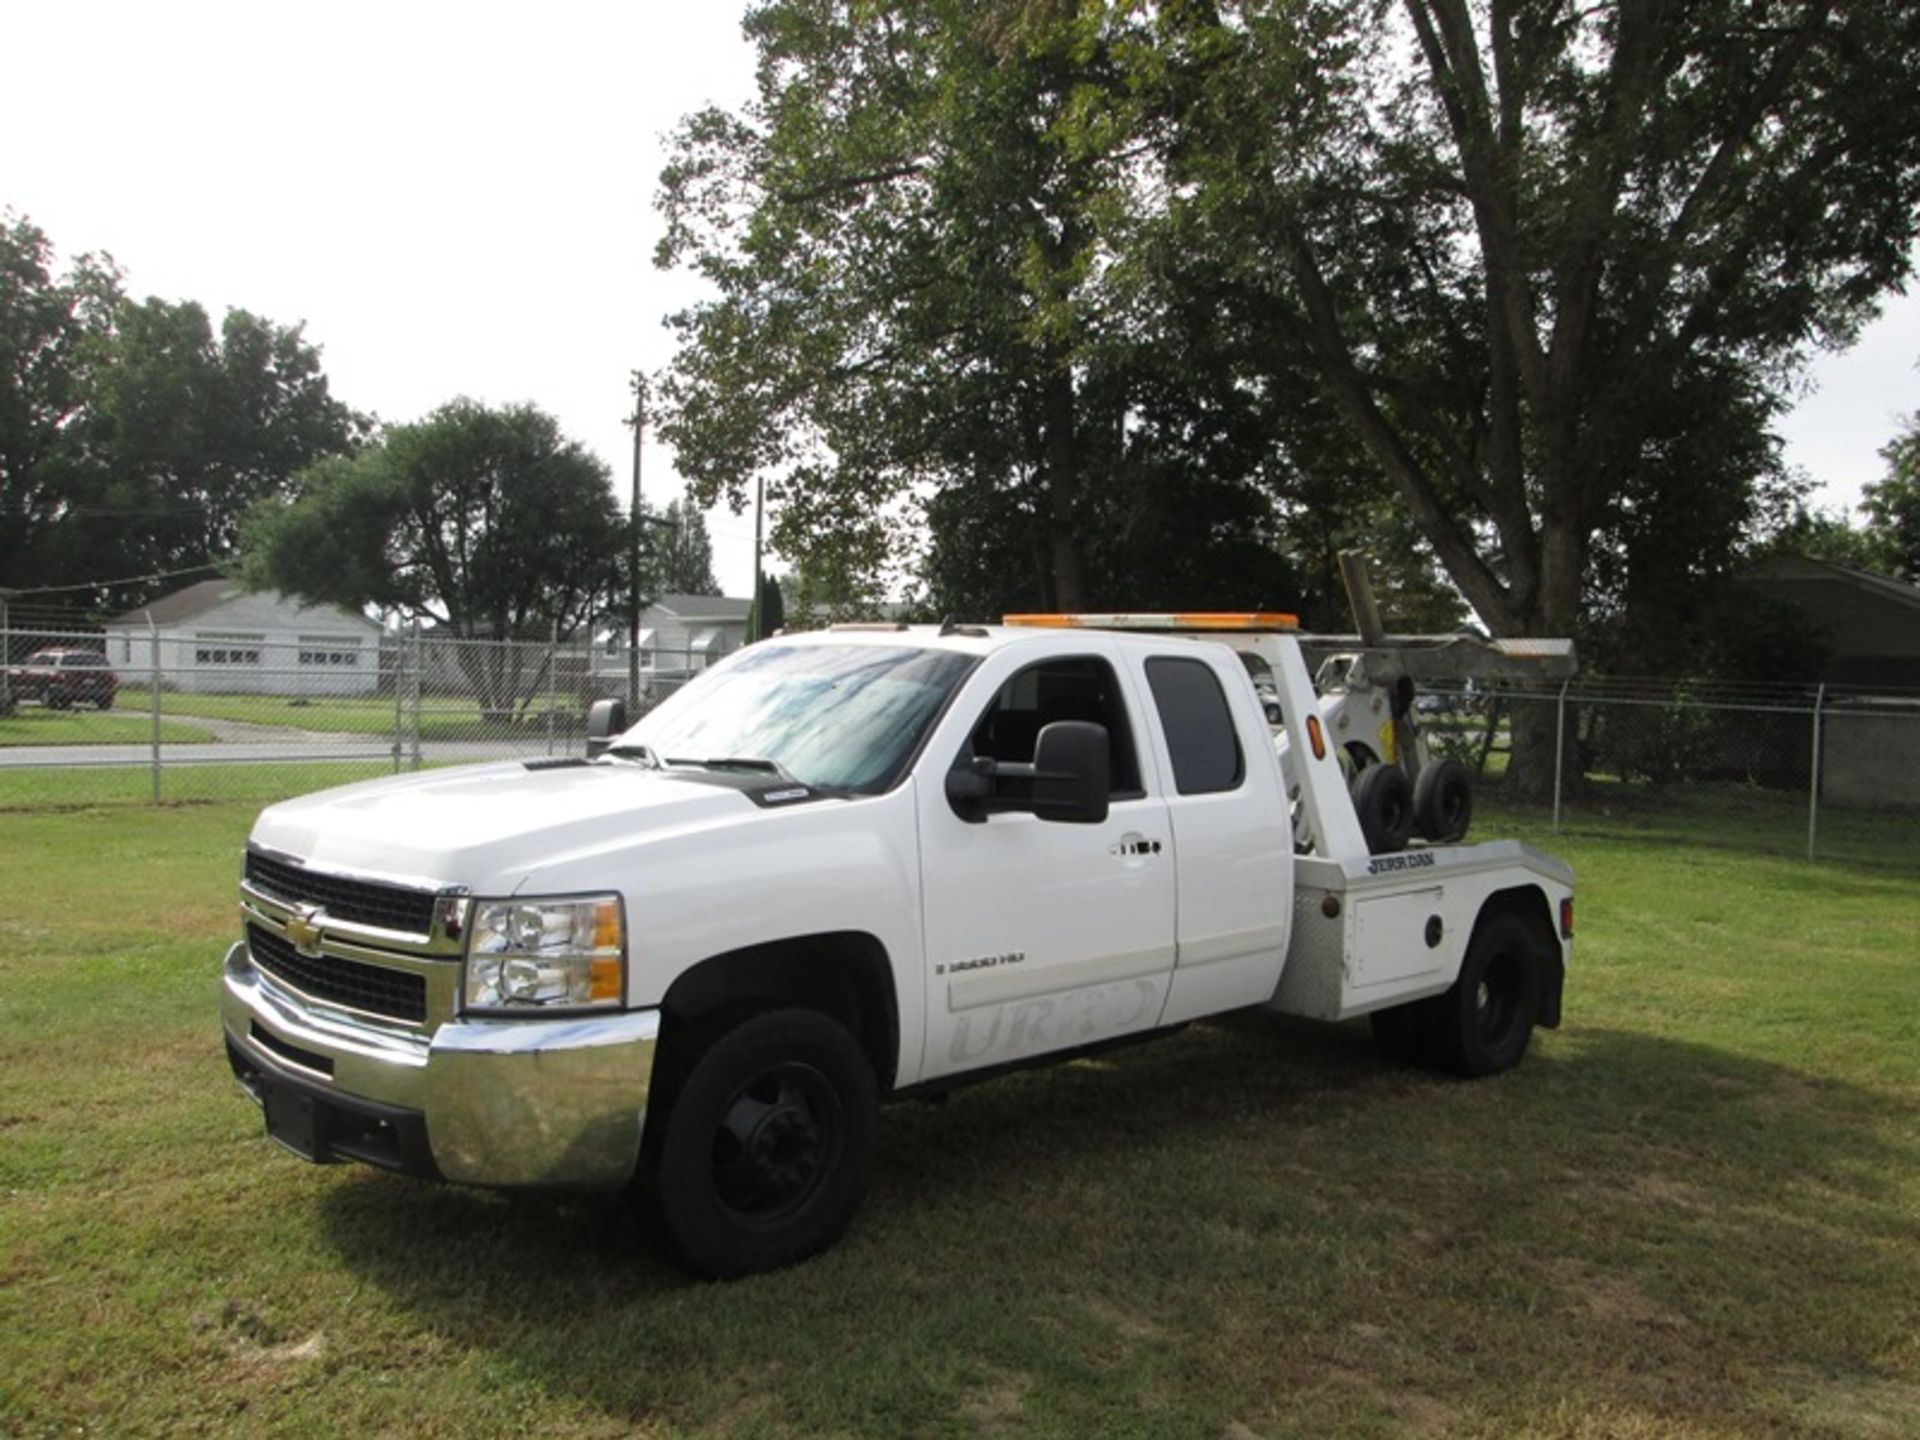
[463,895,625,1012]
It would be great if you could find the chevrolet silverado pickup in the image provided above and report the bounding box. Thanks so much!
[222,615,1572,1277]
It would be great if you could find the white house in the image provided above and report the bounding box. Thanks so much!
[597,593,754,685]
[103,580,383,696]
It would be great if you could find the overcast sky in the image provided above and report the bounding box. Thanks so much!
[4,1,1914,599]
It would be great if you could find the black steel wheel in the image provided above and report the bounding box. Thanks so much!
[1413,758,1474,842]
[1351,762,1415,853]
[1432,911,1542,1077]
[709,1059,840,1227]
[653,1008,875,1278]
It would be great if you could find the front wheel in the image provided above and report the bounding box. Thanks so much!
[652,1008,876,1278]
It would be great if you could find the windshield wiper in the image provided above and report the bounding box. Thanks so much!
[664,755,799,783]
[603,743,662,768]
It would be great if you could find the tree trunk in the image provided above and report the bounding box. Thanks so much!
[1042,366,1085,611]
[1499,511,1584,801]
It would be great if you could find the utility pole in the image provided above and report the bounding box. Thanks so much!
[750,471,765,643]
[627,372,648,710]
[0,591,13,715]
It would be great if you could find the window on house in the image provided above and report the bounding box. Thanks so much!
[194,632,264,665]
[297,636,360,666]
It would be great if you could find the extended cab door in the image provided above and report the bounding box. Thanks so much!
[1128,647,1294,1025]
[916,641,1176,1081]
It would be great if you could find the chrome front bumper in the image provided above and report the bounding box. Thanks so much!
[220,941,660,1190]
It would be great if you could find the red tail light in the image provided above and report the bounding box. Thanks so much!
[1559,896,1574,939]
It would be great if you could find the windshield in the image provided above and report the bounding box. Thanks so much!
[618,642,974,794]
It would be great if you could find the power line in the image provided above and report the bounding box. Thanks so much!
[3,562,222,596]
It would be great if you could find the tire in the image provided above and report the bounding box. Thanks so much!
[95,693,115,711]
[1413,758,1473,843]
[1429,911,1543,1077]
[1351,762,1415,853]
[653,1007,876,1279]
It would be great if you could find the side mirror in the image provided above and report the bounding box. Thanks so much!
[1031,720,1110,824]
[585,698,627,757]
[945,720,1109,825]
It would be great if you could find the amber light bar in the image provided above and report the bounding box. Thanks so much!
[1003,612,1300,632]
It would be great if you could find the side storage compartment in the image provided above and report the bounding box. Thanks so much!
[1269,856,1459,1021]
[1269,843,1571,1080]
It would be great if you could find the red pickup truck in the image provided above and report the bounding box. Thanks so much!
[7,649,120,710]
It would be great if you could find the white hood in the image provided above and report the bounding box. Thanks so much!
[250,760,755,894]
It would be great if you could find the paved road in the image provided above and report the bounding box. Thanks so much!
[0,737,573,768]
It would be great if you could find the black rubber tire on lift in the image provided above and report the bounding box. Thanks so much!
[1413,758,1473,843]
[653,1007,876,1279]
[1428,911,1543,1077]
[1351,762,1415,854]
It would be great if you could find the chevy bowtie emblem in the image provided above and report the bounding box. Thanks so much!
[286,907,325,957]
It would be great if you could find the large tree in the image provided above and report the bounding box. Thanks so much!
[658,1,1920,726]
[242,399,627,713]
[656,0,1301,612]
[1136,0,1920,649]
[1,214,124,598]
[1,213,362,611]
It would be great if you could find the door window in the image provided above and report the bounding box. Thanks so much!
[965,656,1143,798]
[1144,656,1244,795]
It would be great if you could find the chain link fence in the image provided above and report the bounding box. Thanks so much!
[3,622,1915,869]
[0,623,698,807]
[1419,677,1920,869]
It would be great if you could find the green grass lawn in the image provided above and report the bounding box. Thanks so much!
[0,705,211,746]
[1484,776,1920,872]
[1,800,1915,1436]
[0,761,406,812]
[115,687,584,742]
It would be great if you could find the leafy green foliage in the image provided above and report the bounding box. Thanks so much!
[0,212,363,611]
[656,2,1920,678]
[0,213,121,596]
[243,399,624,643]
[656,1,1334,614]
[1134,0,1920,658]
[1863,412,1920,581]
[1761,498,1887,573]
[654,496,721,596]
[747,571,786,640]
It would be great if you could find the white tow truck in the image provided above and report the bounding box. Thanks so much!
[221,614,1573,1276]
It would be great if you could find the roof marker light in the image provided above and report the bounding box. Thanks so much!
[1002,612,1300,632]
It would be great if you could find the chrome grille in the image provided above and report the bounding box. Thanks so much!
[244,851,438,935]
[247,923,428,1023]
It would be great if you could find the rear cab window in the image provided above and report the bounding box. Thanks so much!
[1143,656,1245,795]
